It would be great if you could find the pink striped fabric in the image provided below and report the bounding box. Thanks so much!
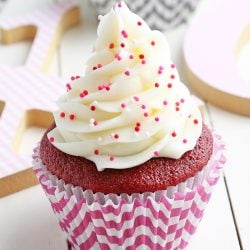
[0,0,78,179]
[33,133,226,250]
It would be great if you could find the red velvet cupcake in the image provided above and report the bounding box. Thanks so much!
[33,2,225,249]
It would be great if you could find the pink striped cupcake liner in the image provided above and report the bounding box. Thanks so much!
[32,133,225,250]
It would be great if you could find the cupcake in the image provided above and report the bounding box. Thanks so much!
[33,2,225,249]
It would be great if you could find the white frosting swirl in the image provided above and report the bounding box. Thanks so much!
[48,2,202,171]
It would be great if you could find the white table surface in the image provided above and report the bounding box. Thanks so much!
[0,0,249,249]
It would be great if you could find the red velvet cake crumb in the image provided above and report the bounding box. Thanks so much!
[40,123,213,194]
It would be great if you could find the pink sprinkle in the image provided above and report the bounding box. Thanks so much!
[141,60,146,64]
[121,30,128,38]
[90,105,96,111]
[158,70,162,75]
[154,151,159,156]
[71,76,75,81]
[94,149,99,155]
[176,107,180,112]
[155,82,160,88]
[171,131,177,137]
[125,70,130,76]
[163,100,168,106]
[93,120,98,126]
[117,2,122,7]
[97,64,102,68]
[170,74,175,79]
[167,83,172,88]
[109,43,115,49]
[121,103,126,108]
[171,64,175,68]
[115,54,122,61]
[69,114,75,120]
[183,139,187,144]
[133,96,139,102]
[141,104,146,109]
[110,155,115,161]
[151,41,155,46]
[129,55,134,59]
[176,102,180,106]
[120,43,125,48]
[76,75,80,79]
[66,83,71,90]
[159,66,164,70]
[49,137,54,143]
[60,112,65,118]
[137,21,142,26]
[79,93,85,98]
[180,98,185,103]
[155,117,160,122]
[114,134,119,139]
[98,85,104,91]
[193,119,199,125]
[144,112,149,117]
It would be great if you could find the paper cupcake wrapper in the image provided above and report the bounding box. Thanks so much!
[32,133,225,250]
[88,0,200,31]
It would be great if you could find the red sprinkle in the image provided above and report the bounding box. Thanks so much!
[114,134,119,139]
[92,66,97,71]
[141,104,146,109]
[109,43,115,49]
[90,105,96,111]
[171,64,176,68]
[139,54,144,59]
[98,85,104,91]
[69,114,75,120]
[135,126,140,132]
[97,64,102,68]
[176,102,180,106]
[137,21,142,26]
[136,122,141,127]
[120,43,125,48]
[70,76,75,81]
[141,60,146,64]
[129,55,134,59]
[167,83,173,88]
[83,90,88,95]
[171,131,177,137]
[170,74,175,79]
[117,2,122,7]
[144,112,149,117]
[176,107,180,111]
[155,117,160,122]
[193,119,199,124]
[94,149,99,155]
[93,120,98,126]
[60,112,65,118]
[110,155,115,161]
[49,137,54,142]
[151,41,155,46]
[76,75,80,79]
[66,83,71,90]
[155,82,160,88]
[163,100,168,106]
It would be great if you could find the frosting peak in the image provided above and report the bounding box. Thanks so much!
[48,2,202,171]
